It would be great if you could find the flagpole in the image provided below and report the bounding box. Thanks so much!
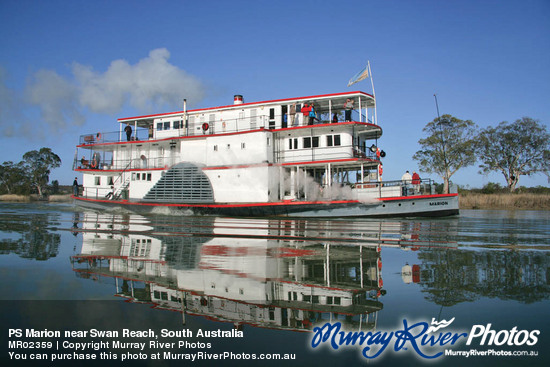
[368,61,377,125]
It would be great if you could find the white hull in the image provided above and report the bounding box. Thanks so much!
[73,193,459,218]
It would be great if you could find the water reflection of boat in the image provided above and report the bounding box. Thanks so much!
[70,213,385,332]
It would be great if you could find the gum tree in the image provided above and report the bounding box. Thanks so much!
[413,115,478,194]
[22,148,62,197]
[476,117,550,192]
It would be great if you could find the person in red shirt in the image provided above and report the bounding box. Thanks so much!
[301,103,311,125]
[412,171,421,194]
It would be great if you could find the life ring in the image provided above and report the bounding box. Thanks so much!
[91,153,100,169]
[202,123,209,131]
[376,148,381,158]
[222,121,226,129]
[378,165,383,176]
[378,278,384,288]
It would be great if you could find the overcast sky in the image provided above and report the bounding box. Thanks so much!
[1,0,549,188]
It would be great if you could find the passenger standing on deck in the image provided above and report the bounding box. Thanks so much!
[344,98,354,122]
[302,103,311,126]
[309,103,316,125]
[401,170,412,196]
[289,103,297,126]
[73,177,79,196]
[124,123,132,141]
[412,171,421,194]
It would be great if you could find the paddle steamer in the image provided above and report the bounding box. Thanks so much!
[73,91,458,217]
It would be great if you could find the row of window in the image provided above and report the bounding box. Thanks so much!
[93,173,151,186]
[156,120,183,131]
[288,134,341,150]
[293,292,341,305]
[132,172,152,181]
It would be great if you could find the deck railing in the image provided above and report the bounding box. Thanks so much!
[78,110,376,146]
[75,157,170,171]
[275,144,380,163]
[354,179,436,199]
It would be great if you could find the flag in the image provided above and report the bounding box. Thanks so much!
[347,65,369,87]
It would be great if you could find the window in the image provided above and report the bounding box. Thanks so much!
[163,121,170,130]
[173,120,181,129]
[156,122,162,131]
[108,176,114,185]
[303,137,319,148]
[94,176,101,185]
[326,134,341,146]
[288,138,298,150]
[147,173,152,181]
[213,145,218,151]
[241,142,246,149]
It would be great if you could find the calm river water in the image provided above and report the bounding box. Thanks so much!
[0,203,548,366]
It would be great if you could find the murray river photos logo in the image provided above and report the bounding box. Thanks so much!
[310,318,540,360]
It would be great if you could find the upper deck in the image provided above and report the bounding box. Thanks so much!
[78,91,380,147]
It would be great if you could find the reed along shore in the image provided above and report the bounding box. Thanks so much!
[0,194,72,203]
[459,193,550,210]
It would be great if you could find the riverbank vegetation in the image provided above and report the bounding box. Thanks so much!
[458,184,550,210]
[0,194,72,203]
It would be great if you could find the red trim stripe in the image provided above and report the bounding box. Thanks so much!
[77,128,268,148]
[73,193,457,208]
[274,121,380,133]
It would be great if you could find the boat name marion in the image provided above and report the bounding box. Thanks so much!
[429,201,448,206]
